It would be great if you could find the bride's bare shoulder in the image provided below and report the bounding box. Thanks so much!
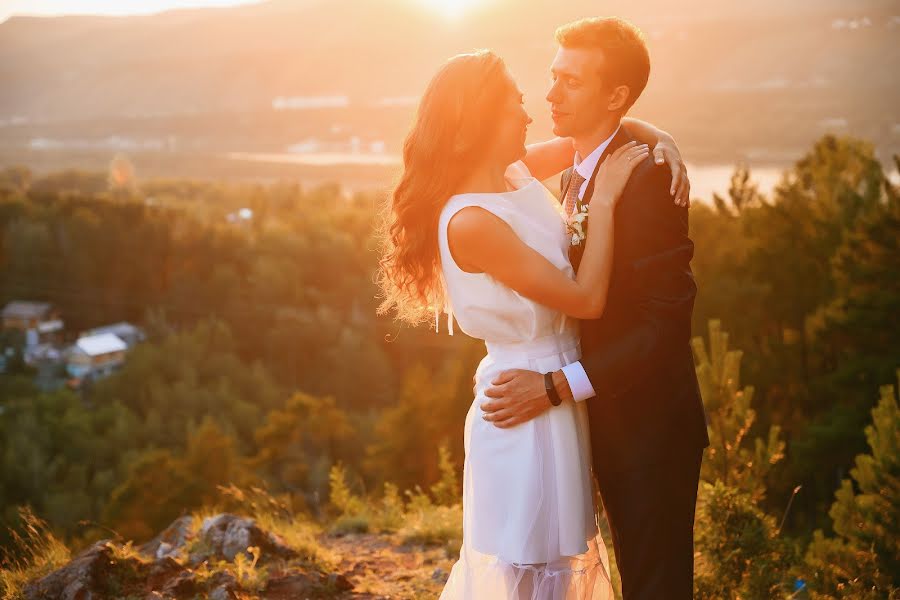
[444,205,514,273]
[447,205,509,240]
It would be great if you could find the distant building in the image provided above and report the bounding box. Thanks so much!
[1,300,64,346]
[65,332,128,380]
[80,321,146,349]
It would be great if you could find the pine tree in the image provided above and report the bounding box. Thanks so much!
[712,163,763,217]
[740,135,887,394]
[694,480,794,599]
[691,320,797,598]
[692,319,785,501]
[803,369,900,599]
[813,186,900,400]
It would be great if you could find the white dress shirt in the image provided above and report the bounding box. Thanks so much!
[560,124,621,402]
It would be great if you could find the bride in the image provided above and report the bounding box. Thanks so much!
[375,49,689,599]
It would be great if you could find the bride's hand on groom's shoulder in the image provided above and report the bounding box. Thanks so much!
[592,141,652,208]
[652,137,691,208]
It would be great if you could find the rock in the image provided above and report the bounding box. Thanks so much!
[146,556,184,591]
[195,513,298,563]
[261,572,319,598]
[24,538,194,600]
[207,570,238,591]
[23,539,145,600]
[321,571,353,592]
[137,515,195,560]
[432,567,448,582]
[209,585,239,600]
[161,569,199,597]
[21,513,365,600]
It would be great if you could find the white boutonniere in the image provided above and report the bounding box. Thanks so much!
[566,198,589,247]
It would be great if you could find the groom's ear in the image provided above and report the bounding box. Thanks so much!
[606,84,631,113]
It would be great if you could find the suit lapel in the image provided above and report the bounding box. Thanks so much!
[570,124,633,273]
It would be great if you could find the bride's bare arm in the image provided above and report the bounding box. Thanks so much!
[520,117,690,206]
[448,141,650,320]
[519,136,575,181]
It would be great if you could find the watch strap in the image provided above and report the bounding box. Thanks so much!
[544,372,563,406]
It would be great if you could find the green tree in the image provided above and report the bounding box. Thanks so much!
[0,388,140,545]
[94,317,284,452]
[250,391,355,504]
[102,417,251,542]
[692,320,796,597]
[694,481,796,599]
[363,359,468,492]
[101,448,193,542]
[812,184,900,401]
[790,160,900,532]
[711,163,764,217]
[803,370,900,599]
[686,136,897,532]
[742,135,885,387]
[182,415,257,508]
[692,319,785,501]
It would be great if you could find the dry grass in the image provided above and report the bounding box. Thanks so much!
[0,506,71,600]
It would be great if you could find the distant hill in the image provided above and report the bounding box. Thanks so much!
[1,0,898,172]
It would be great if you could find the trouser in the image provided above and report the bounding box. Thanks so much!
[597,446,704,600]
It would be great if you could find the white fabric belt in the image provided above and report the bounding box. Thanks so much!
[485,332,579,364]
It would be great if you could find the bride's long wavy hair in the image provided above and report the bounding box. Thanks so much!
[375,49,515,326]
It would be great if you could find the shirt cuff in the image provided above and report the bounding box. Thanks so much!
[560,361,597,402]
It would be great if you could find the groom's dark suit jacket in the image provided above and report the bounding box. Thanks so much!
[563,126,710,477]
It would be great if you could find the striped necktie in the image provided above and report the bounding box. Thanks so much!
[564,170,586,216]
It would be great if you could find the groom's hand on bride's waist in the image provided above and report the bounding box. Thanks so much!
[481,369,575,428]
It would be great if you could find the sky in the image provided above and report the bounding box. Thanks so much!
[0,0,263,23]
[0,0,491,24]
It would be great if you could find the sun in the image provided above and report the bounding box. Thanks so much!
[421,0,481,19]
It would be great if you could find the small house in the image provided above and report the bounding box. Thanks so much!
[65,332,128,379]
[1,300,64,345]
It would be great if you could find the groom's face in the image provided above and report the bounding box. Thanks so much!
[546,47,613,138]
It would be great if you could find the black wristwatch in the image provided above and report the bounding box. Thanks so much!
[544,372,563,406]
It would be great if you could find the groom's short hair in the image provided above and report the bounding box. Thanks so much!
[555,17,650,112]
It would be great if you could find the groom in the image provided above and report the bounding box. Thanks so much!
[480,16,711,599]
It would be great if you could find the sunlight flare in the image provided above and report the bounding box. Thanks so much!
[421,0,481,19]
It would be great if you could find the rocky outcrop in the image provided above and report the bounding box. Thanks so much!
[136,515,195,561]
[23,538,146,600]
[23,513,353,600]
[187,514,299,564]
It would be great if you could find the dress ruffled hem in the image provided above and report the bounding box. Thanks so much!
[439,532,614,600]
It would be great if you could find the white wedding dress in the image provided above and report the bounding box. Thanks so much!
[435,162,614,599]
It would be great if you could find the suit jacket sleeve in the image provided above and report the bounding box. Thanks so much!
[579,163,697,402]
